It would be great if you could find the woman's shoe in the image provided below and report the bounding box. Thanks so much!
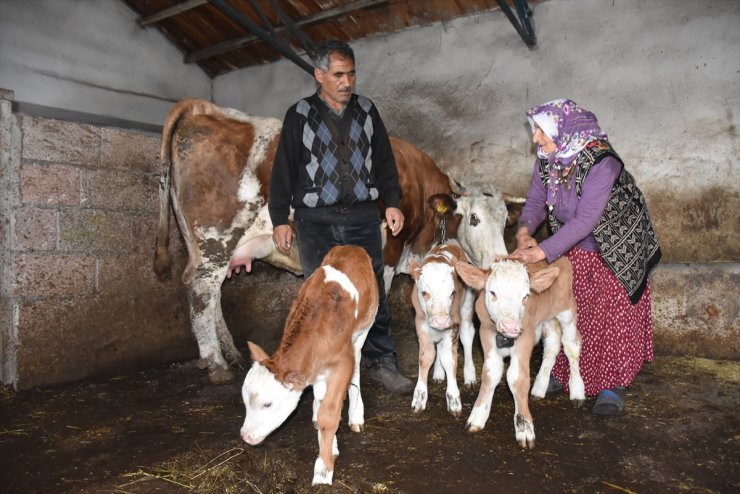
[592,386,626,415]
[546,376,563,395]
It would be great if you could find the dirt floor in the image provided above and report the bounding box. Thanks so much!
[1,318,739,494]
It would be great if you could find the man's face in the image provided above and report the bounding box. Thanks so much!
[314,53,356,111]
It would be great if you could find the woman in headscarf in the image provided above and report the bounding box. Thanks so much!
[512,99,661,415]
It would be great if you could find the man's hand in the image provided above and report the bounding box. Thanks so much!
[385,207,404,237]
[273,224,293,254]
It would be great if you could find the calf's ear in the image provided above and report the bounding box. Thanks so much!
[529,266,560,293]
[454,260,487,291]
[282,370,307,389]
[409,259,421,281]
[247,341,270,363]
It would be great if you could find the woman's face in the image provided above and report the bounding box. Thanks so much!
[533,127,556,154]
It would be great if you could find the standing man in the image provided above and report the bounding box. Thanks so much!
[269,40,414,395]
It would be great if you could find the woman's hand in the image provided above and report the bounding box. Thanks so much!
[511,245,546,264]
[515,227,538,250]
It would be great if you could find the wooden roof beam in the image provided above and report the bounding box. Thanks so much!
[185,0,389,64]
[138,0,209,27]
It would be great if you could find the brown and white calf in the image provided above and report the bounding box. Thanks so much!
[455,258,585,449]
[409,240,475,416]
[240,246,378,485]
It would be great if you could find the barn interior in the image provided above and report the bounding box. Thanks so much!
[0,1,738,492]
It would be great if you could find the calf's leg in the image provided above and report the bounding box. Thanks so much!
[557,309,586,402]
[348,327,371,431]
[531,320,562,399]
[412,325,436,413]
[508,337,536,449]
[313,367,352,486]
[459,288,477,386]
[467,329,503,432]
[437,332,462,416]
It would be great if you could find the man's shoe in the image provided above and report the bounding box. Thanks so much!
[365,356,414,395]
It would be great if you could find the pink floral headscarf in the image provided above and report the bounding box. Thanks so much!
[526,99,608,206]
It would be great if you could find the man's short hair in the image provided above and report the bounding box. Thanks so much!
[312,40,355,71]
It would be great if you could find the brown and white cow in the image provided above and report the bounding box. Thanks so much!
[240,245,377,485]
[154,97,518,383]
[455,257,585,449]
[409,240,475,417]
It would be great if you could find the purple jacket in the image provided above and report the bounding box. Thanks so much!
[518,156,621,263]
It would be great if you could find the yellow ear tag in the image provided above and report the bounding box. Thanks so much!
[436,203,448,214]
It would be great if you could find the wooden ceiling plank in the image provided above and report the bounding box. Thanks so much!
[138,0,209,27]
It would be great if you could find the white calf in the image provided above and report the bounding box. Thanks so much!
[455,258,585,449]
[409,242,476,416]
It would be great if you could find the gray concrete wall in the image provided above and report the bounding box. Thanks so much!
[0,0,212,129]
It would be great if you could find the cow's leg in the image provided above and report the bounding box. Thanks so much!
[214,291,246,367]
[508,335,536,449]
[467,329,503,432]
[188,275,233,383]
[313,367,352,486]
[412,325,435,413]
[438,332,462,417]
[557,309,586,402]
[531,320,561,399]
[459,288,477,387]
[348,327,371,432]
[382,265,396,295]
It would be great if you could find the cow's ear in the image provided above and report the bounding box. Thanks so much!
[454,260,487,291]
[428,194,456,217]
[282,370,307,389]
[530,266,560,293]
[247,341,269,363]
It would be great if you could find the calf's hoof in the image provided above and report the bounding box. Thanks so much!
[312,458,333,485]
[350,423,364,433]
[465,422,483,433]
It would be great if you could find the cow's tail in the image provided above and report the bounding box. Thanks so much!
[153,98,219,280]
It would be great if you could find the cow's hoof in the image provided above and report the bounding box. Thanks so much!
[208,367,235,384]
[571,399,586,408]
[350,423,364,433]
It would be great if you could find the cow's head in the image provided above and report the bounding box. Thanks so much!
[410,250,459,331]
[432,186,523,269]
[240,342,303,446]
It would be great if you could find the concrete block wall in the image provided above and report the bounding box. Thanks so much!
[0,90,308,389]
[0,88,192,388]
